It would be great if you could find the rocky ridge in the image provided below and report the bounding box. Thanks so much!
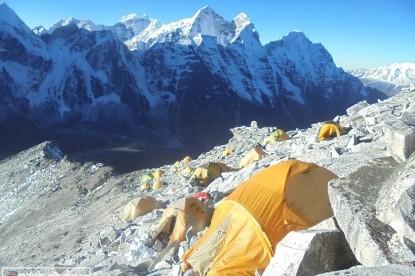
[1,89,415,275]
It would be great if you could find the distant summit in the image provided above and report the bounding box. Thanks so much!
[349,62,415,96]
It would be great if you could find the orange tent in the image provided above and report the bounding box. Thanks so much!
[183,156,193,164]
[222,148,233,156]
[317,121,346,142]
[182,159,337,275]
[190,162,230,187]
[149,197,208,247]
[120,197,162,222]
[153,168,164,179]
[239,147,266,168]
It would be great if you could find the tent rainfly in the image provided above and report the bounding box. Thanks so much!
[182,159,338,275]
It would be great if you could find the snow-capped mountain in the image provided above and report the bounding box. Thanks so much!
[0,3,385,151]
[349,62,415,96]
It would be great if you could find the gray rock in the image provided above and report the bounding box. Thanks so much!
[263,219,358,276]
[317,264,415,275]
[328,150,390,178]
[382,120,415,161]
[330,146,341,158]
[347,135,358,150]
[347,101,369,116]
[401,104,415,126]
[329,157,415,266]
[365,116,377,126]
[377,152,415,243]
[99,226,118,245]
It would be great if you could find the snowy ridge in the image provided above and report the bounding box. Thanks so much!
[48,17,106,34]
[0,3,33,34]
[43,12,157,44]
[126,6,253,50]
[0,4,386,149]
[232,13,254,43]
[349,62,415,96]
[0,3,48,55]
[118,13,157,37]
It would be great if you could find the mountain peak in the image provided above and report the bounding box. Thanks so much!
[233,12,251,28]
[120,13,149,23]
[232,13,260,44]
[119,12,154,37]
[188,6,234,46]
[284,31,310,42]
[193,5,217,19]
[0,2,33,33]
[32,25,47,35]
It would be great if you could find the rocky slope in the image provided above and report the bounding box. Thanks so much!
[350,62,415,97]
[1,88,415,275]
[0,3,385,152]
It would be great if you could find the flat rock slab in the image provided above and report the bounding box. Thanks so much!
[329,157,415,266]
[263,219,358,276]
[317,264,415,275]
[376,152,415,244]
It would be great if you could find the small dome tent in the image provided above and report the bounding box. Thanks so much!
[317,121,347,142]
[222,148,233,156]
[120,196,162,223]
[147,197,210,271]
[263,129,290,145]
[190,162,230,187]
[239,147,266,168]
[183,156,193,164]
[148,197,208,247]
[153,168,164,179]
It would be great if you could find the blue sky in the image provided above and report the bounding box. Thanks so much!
[2,0,414,70]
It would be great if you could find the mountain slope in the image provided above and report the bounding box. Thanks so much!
[0,3,386,152]
[0,89,414,275]
[349,62,415,96]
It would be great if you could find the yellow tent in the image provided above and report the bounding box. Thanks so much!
[181,166,194,176]
[149,197,208,247]
[183,156,193,164]
[317,121,346,142]
[222,148,233,156]
[153,168,164,179]
[182,159,337,275]
[141,172,153,183]
[190,162,230,187]
[153,180,164,190]
[263,129,290,145]
[120,196,162,222]
[239,147,266,168]
[174,161,181,168]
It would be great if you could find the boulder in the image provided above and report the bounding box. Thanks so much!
[382,120,415,161]
[317,264,415,275]
[328,150,390,178]
[329,157,415,266]
[401,103,415,126]
[377,152,415,243]
[263,219,358,276]
[347,101,369,116]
